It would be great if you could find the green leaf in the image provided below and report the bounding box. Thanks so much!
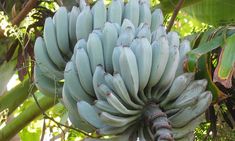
[187,34,224,72]
[213,33,235,88]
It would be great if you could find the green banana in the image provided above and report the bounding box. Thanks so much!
[153,32,180,99]
[112,46,123,73]
[108,0,122,25]
[150,9,163,32]
[102,22,118,73]
[93,65,106,100]
[55,7,72,59]
[94,100,120,115]
[92,0,107,29]
[119,47,144,105]
[76,6,92,40]
[34,37,63,80]
[69,6,80,46]
[99,112,140,127]
[160,73,195,107]
[75,47,95,96]
[130,38,152,90]
[34,64,62,98]
[169,91,212,128]
[96,83,114,100]
[106,92,140,115]
[87,32,105,73]
[97,122,135,135]
[64,61,94,103]
[147,36,169,94]
[104,72,114,90]
[124,0,139,27]
[139,2,151,26]
[77,100,106,128]
[43,17,66,70]
[112,73,142,109]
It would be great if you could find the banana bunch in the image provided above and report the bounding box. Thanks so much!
[34,0,213,140]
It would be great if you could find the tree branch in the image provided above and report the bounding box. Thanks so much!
[0,78,37,115]
[166,0,185,32]
[0,96,56,141]
[0,0,38,38]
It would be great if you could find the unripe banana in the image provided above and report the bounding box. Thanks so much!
[55,7,72,59]
[34,37,63,80]
[75,47,94,96]
[92,0,107,29]
[104,73,114,90]
[94,100,120,115]
[106,92,140,115]
[176,40,191,76]
[169,91,212,128]
[97,122,134,135]
[64,61,94,103]
[93,65,106,99]
[160,73,195,107]
[117,26,135,46]
[150,9,164,32]
[130,38,152,90]
[119,47,144,105]
[87,32,105,73]
[76,6,92,40]
[77,100,106,128]
[102,22,118,73]
[112,46,123,73]
[108,0,123,25]
[121,19,135,34]
[69,6,80,46]
[139,2,151,26]
[124,0,139,27]
[147,36,169,94]
[34,64,62,97]
[99,111,140,127]
[112,73,142,109]
[96,83,114,100]
[153,32,180,100]
[136,23,151,42]
[151,25,166,43]
[43,17,66,70]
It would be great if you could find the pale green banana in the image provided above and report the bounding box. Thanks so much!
[92,0,107,29]
[108,0,123,25]
[69,6,80,46]
[150,9,164,32]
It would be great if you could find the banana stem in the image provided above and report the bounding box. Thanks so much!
[0,96,56,141]
[144,103,174,141]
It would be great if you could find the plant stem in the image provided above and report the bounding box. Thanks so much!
[0,96,56,141]
[0,79,36,115]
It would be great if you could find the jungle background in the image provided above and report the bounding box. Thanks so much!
[0,0,234,141]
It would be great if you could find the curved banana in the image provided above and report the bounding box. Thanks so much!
[43,17,66,70]
[150,9,164,32]
[108,0,122,25]
[112,73,142,109]
[99,112,140,127]
[77,100,106,128]
[160,73,195,107]
[96,83,114,100]
[64,61,94,103]
[153,32,180,99]
[69,6,80,46]
[119,47,144,105]
[139,2,151,26]
[75,47,94,96]
[34,64,62,98]
[106,92,140,115]
[93,65,106,100]
[97,122,134,135]
[92,0,106,29]
[124,0,139,27]
[76,6,92,40]
[130,38,152,90]
[102,22,118,73]
[112,46,123,73]
[136,23,151,42]
[87,32,105,73]
[104,72,114,90]
[34,37,63,80]
[147,36,169,94]
[94,100,120,115]
[169,91,212,128]
[55,7,72,59]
